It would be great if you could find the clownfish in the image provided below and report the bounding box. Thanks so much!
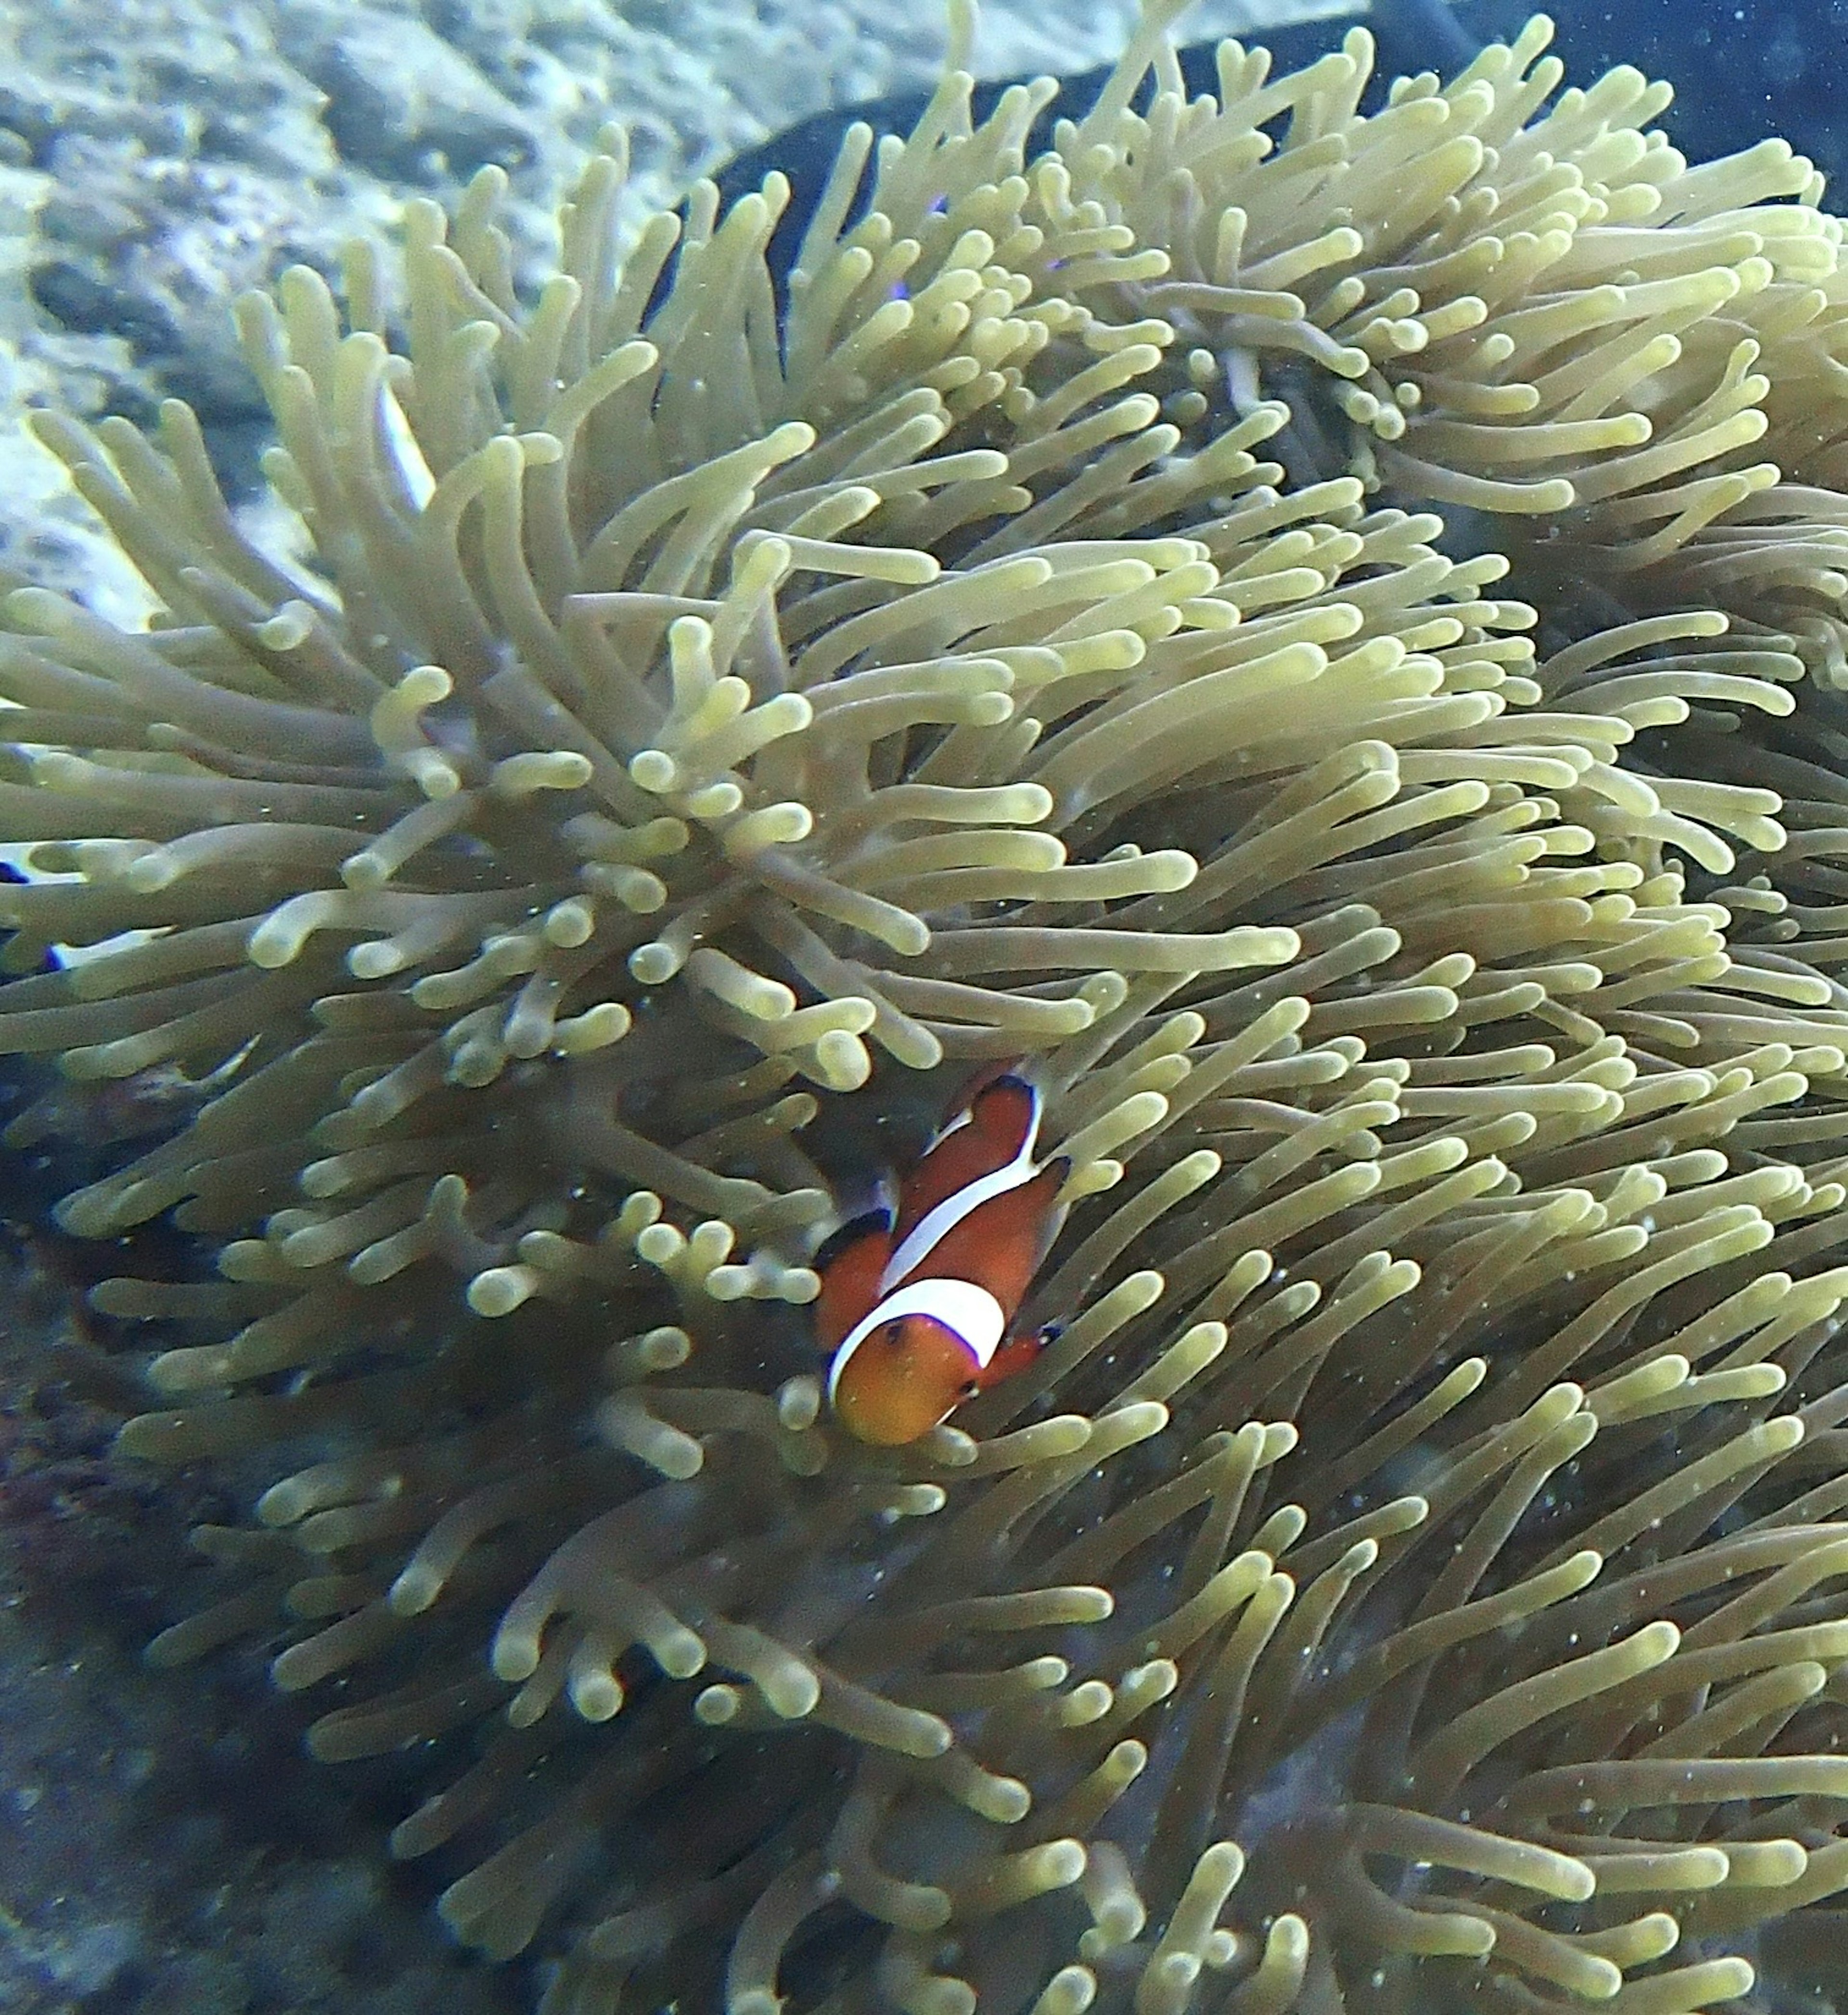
[814,1069,1068,1445]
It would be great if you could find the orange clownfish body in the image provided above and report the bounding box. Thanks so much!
[815,1071,1067,1445]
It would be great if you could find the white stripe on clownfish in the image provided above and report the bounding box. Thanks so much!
[877,1081,1045,1293]
[825,1275,1008,1407]
[922,1101,974,1151]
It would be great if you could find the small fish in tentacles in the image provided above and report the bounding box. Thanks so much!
[814,1068,1069,1445]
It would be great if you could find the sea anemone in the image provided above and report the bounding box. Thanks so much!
[4,4,1848,2010]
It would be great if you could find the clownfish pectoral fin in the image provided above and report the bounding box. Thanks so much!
[813,1209,894,1352]
[972,1320,1057,1393]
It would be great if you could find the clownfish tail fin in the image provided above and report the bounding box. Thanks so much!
[813,1206,896,1353]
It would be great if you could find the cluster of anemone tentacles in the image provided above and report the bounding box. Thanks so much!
[7,2,1848,2010]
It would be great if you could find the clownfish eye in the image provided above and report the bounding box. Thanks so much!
[880,1322,906,1349]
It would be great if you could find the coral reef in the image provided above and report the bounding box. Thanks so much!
[4,2,1848,2009]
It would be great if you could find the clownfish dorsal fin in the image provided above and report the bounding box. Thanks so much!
[814,1204,893,1274]
[812,1206,894,1352]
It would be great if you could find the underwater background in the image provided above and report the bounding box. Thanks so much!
[3,0,1848,2011]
